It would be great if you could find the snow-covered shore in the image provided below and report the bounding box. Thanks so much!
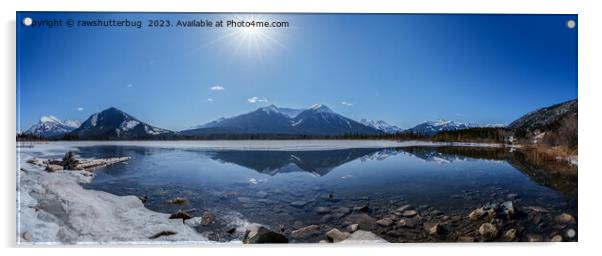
[17,145,213,245]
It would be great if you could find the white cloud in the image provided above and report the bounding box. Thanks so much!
[127,83,133,88]
[207,98,214,102]
[77,107,84,111]
[341,101,353,106]
[210,85,225,91]
[248,97,268,103]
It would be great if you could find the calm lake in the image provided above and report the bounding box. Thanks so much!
[75,143,577,242]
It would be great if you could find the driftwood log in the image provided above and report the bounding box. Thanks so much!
[26,151,130,172]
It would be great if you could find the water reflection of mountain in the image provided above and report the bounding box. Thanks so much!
[400,146,577,197]
[208,148,387,176]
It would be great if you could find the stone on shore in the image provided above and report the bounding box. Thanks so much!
[243,225,288,244]
[347,224,359,233]
[326,228,350,243]
[402,210,418,218]
[200,211,214,225]
[502,228,517,241]
[478,223,498,239]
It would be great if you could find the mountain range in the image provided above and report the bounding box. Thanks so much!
[21,100,575,140]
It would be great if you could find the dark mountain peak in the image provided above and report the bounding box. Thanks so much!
[70,108,172,139]
[508,99,577,131]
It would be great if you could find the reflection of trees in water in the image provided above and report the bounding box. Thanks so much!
[400,146,577,197]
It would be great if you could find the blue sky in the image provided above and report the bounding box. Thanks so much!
[17,13,577,131]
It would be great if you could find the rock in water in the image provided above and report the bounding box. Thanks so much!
[291,225,321,239]
[402,210,418,218]
[376,217,393,227]
[478,223,498,239]
[555,213,576,224]
[326,228,350,243]
[243,225,288,243]
[165,197,188,205]
[201,211,214,225]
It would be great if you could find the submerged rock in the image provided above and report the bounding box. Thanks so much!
[243,225,288,244]
[376,217,393,227]
[291,225,320,239]
[402,210,418,218]
[165,197,188,205]
[315,206,331,214]
[525,233,543,242]
[290,201,308,208]
[45,164,64,172]
[457,236,475,242]
[423,222,442,235]
[551,235,563,242]
[555,213,576,224]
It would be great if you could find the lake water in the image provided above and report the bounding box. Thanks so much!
[77,144,577,242]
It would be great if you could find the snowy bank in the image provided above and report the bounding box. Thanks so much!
[17,149,211,244]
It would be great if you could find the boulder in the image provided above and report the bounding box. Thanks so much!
[478,223,498,239]
[243,225,288,244]
[326,228,350,243]
[291,225,321,239]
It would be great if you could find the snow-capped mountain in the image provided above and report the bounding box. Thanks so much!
[70,107,173,139]
[182,104,383,136]
[359,119,403,134]
[406,119,477,135]
[24,115,80,138]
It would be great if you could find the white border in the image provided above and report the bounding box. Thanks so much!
[2,0,601,255]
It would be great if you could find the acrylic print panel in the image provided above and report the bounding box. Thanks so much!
[16,12,577,244]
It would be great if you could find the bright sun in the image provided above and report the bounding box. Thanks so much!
[204,15,287,59]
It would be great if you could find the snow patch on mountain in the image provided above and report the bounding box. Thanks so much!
[25,116,81,138]
[360,119,403,134]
